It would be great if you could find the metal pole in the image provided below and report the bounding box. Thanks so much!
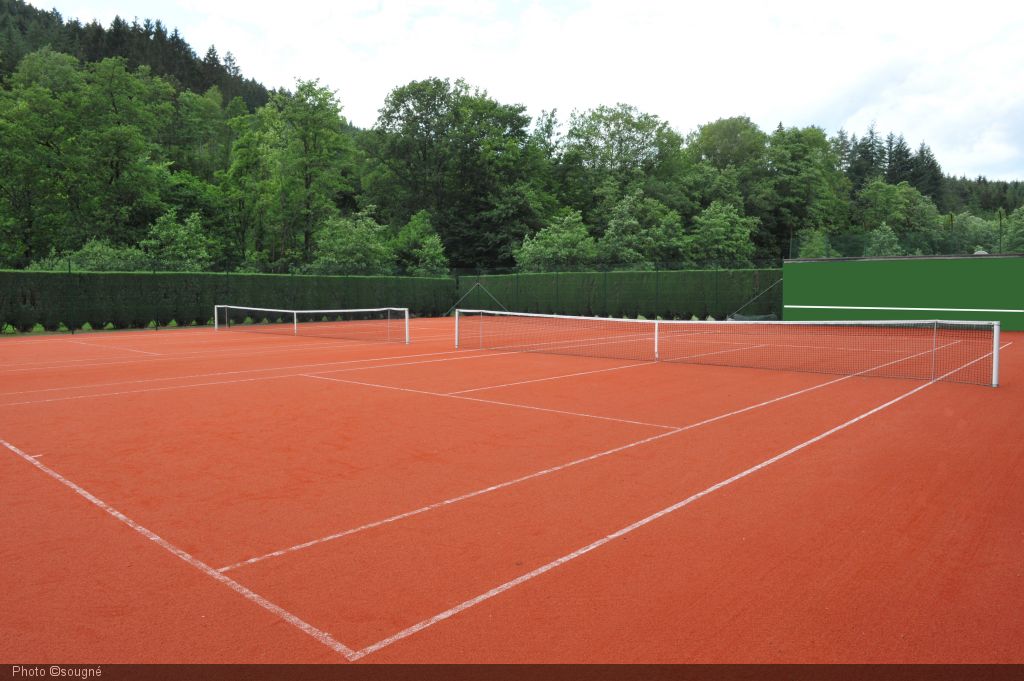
[992,322,1001,387]
[930,321,936,381]
[454,310,460,348]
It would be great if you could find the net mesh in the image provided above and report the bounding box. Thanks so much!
[216,306,409,343]
[456,310,998,386]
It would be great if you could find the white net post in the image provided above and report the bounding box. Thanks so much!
[992,322,1001,387]
[293,311,298,335]
[404,309,410,344]
[654,319,660,361]
[930,321,937,381]
[455,310,461,348]
[214,305,220,331]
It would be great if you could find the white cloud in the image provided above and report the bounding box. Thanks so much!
[39,0,1024,178]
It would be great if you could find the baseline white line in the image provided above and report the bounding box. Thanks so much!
[217,368,866,573]
[0,438,356,661]
[447,362,650,395]
[350,343,1011,660]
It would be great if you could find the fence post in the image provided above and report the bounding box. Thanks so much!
[655,265,660,319]
[555,270,559,313]
[603,270,608,317]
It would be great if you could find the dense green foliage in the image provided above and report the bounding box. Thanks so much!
[1,1,1022,277]
[0,0,267,108]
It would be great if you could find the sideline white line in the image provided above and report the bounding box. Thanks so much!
[349,343,1011,660]
[217,368,866,573]
[0,438,356,661]
[447,362,650,395]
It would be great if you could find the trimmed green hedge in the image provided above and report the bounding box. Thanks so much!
[0,271,455,332]
[0,268,781,333]
[456,269,782,319]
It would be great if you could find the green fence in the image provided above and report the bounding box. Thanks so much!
[0,267,784,334]
[782,255,1024,331]
[0,271,455,332]
[455,268,783,319]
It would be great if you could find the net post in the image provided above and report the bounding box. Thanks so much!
[293,311,298,336]
[214,305,219,331]
[454,310,460,349]
[654,319,660,361]
[404,308,410,344]
[992,321,1000,387]
[930,321,937,381]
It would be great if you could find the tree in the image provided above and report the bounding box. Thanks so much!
[140,208,212,270]
[391,210,449,276]
[884,134,913,185]
[796,229,840,259]
[276,80,357,262]
[366,77,541,267]
[306,211,394,275]
[854,179,941,254]
[764,125,850,259]
[863,223,903,257]
[596,192,686,267]
[515,210,599,272]
[684,201,758,267]
[558,104,684,229]
[26,239,151,271]
[909,142,943,204]
[1005,207,1024,252]
[684,117,774,257]
[846,124,885,191]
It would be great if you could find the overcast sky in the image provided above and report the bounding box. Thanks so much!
[37,0,1024,180]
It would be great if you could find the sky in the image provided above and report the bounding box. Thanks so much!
[37,0,1024,180]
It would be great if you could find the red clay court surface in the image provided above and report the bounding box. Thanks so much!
[1,317,1021,663]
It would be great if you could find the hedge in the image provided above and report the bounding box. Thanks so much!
[0,268,781,333]
[455,268,783,319]
[0,271,455,332]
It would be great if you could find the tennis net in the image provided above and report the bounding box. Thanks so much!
[455,309,1000,386]
[215,305,409,344]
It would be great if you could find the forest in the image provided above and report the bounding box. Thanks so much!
[2,0,1024,276]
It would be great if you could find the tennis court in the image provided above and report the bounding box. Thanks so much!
[1,311,1021,663]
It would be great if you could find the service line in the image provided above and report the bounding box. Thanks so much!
[348,341,1012,660]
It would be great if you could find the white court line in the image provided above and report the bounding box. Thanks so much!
[219,339,966,572]
[0,336,369,372]
[217,368,868,573]
[0,347,484,397]
[68,340,163,356]
[349,342,1012,660]
[0,438,357,661]
[447,362,650,395]
[0,374,297,406]
[302,374,677,430]
[0,350,519,407]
